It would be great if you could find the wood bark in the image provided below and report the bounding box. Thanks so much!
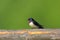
[0,29,60,40]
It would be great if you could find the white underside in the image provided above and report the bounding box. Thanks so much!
[29,22,38,28]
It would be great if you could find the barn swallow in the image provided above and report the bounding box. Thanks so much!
[28,18,44,29]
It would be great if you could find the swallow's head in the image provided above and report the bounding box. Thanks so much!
[28,18,34,23]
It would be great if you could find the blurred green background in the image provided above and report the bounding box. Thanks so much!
[0,0,60,29]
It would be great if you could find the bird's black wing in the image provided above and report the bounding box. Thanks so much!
[33,20,44,29]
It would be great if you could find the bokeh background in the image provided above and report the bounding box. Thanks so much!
[0,0,60,29]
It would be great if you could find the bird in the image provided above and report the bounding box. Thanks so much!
[28,18,44,29]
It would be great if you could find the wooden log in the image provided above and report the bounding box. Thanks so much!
[0,29,60,40]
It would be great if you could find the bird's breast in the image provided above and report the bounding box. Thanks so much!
[29,22,37,28]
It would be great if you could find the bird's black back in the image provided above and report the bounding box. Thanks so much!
[32,19,44,29]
